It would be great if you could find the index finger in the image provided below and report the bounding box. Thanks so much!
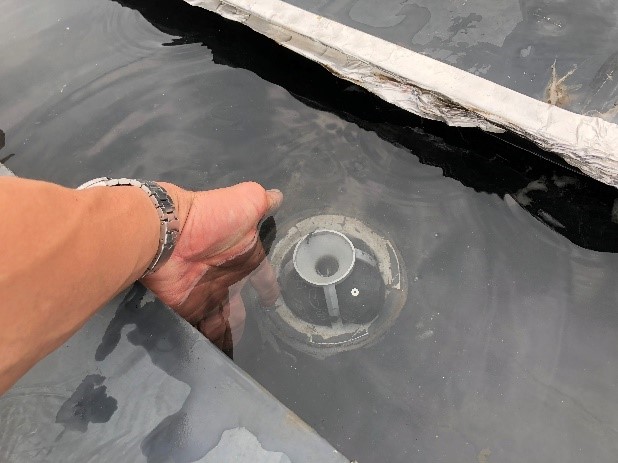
[249,257,280,307]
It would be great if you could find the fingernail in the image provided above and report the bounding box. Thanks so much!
[265,188,283,215]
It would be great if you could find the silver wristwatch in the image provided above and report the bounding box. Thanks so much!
[77,177,180,278]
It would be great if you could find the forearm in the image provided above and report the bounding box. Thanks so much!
[0,177,160,393]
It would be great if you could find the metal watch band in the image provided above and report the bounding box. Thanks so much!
[77,177,180,278]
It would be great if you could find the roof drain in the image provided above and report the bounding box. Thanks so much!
[261,215,408,359]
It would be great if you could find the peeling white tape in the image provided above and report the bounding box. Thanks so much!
[186,0,618,187]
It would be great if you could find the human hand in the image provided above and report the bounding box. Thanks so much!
[141,182,283,348]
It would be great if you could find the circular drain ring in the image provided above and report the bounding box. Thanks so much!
[262,214,408,358]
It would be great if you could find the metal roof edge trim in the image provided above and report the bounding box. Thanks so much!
[186,0,618,187]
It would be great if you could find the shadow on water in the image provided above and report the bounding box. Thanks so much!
[113,0,618,252]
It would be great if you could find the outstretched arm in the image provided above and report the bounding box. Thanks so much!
[0,177,282,394]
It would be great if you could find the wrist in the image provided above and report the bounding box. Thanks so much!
[77,178,191,280]
[103,186,162,281]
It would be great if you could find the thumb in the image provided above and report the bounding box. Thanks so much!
[228,182,282,219]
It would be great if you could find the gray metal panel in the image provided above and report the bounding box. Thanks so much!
[0,284,349,462]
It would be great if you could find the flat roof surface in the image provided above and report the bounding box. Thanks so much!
[2,1,618,462]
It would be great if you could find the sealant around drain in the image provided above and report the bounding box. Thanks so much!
[261,214,408,358]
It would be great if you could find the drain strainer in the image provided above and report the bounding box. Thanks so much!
[261,214,408,358]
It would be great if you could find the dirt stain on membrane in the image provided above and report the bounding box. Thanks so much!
[478,448,492,463]
[55,374,118,433]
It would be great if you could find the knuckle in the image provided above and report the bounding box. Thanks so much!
[237,181,268,214]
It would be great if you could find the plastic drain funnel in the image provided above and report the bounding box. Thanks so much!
[287,229,384,326]
[261,215,408,358]
[294,230,355,286]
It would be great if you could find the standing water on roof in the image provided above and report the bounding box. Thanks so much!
[2,0,618,462]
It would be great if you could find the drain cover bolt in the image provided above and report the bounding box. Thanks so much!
[351,288,360,297]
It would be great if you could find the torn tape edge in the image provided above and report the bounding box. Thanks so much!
[186,0,618,187]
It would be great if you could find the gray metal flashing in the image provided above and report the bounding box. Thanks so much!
[186,0,618,187]
[0,285,349,462]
